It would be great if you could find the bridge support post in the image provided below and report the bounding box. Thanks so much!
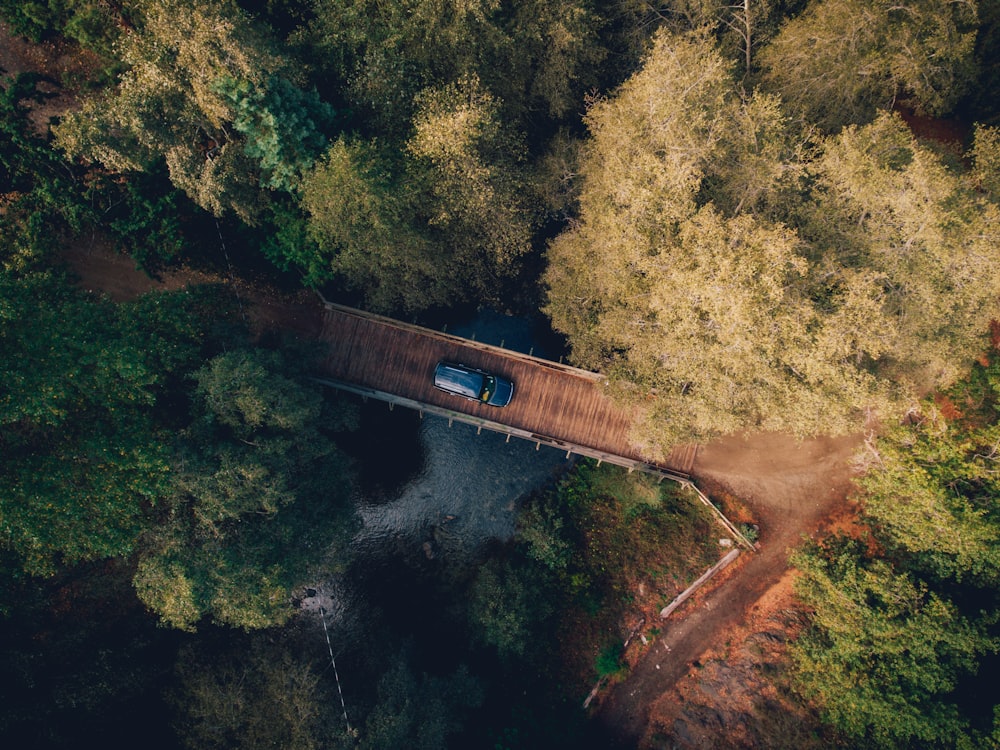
[566,450,571,459]
[477,425,482,435]
[505,434,511,443]
[536,441,541,450]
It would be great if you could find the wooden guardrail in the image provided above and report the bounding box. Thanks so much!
[318,298,607,381]
[311,375,758,552]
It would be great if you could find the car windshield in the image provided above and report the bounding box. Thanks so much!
[479,375,496,402]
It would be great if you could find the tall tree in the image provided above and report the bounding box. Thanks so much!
[133,348,358,630]
[0,274,207,576]
[406,74,534,292]
[544,29,1000,454]
[52,0,327,221]
[759,0,979,131]
[298,137,445,311]
[298,75,536,313]
[798,113,1000,393]
[791,539,997,747]
[299,0,606,133]
[169,637,350,750]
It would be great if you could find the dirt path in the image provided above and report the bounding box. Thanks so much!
[63,239,326,339]
[593,433,862,747]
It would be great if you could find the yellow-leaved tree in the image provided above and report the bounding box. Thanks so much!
[544,28,1000,456]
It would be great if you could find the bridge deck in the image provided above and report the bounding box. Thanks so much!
[316,304,694,475]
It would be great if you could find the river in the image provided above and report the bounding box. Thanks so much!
[303,309,572,617]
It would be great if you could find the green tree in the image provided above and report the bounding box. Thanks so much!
[358,654,484,750]
[406,74,535,294]
[544,30,871,450]
[53,0,297,221]
[0,73,95,270]
[299,77,537,314]
[0,274,208,576]
[170,637,348,750]
[798,112,1000,393]
[0,0,121,53]
[791,352,1000,746]
[466,557,538,659]
[133,348,358,630]
[791,539,996,748]
[300,0,606,134]
[759,0,979,131]
[299,136,445,310]
[215,75,338,193]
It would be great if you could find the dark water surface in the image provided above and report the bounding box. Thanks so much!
[309,309,571,617]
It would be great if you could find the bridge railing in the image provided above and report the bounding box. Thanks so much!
[319,299,606,382]
[312,375,757,552]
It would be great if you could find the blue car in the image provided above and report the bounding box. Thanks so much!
[433,361,514,407]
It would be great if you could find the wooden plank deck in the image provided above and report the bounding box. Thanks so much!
[315,303,696,475]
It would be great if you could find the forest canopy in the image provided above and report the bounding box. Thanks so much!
[543,28,1000,454]
[2,0,1000,745]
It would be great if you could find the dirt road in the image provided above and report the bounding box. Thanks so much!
[594,433,861,747]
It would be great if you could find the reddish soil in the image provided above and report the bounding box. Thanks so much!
[0,21,100,134]
[63,237,326,340]
[593,433,862,747]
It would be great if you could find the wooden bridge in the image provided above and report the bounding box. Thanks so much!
[315,302,698,478]
[310,301,754,549]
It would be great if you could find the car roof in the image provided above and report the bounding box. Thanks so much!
[435,362,485,397]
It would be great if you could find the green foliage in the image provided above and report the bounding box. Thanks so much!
[0,73,95,269]
[791,352,1000,746]
[759,0,979,130]
[170,637,343,750]
[296,71,537,312]
[971,124,1000,198]
[407,74,535,279]
[467,557,541,659]
[799,112,1000,392]
[0,272,209,575]
[594,640,625,679]
[300,0,606,134]
[791,538,997,747]
[358,653,484,750]
[468,461,714,669]
[133,348,358,630]
[299,136,444,309]
[0,74,61,188]
[53,0,290,222]
[857,415,1000,587]
[0,0,120,53]
[83,165,190,272]
[216,75,337,192]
